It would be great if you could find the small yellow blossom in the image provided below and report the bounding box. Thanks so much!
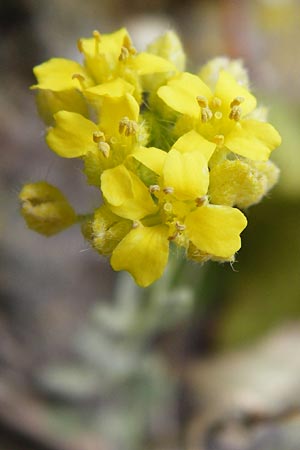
[157,70,281,161]
[101,139,247,286]
[32,28,176,123]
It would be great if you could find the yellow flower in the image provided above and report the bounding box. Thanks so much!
[45,83,145,186]
[78,28,176,103]
[31,58,93,124]
[101,133,247,286]
[32,28,176,122]
[157,70,281,161]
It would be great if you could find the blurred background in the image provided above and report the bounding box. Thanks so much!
[1,0,300,449]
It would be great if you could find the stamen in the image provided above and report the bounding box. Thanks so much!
[214,111,223,120]
[123,35,137,55]
[119,46,130,61]
[72,73,86,89]
[163,187,174,195]
[229,105,242,121]
[211,97,222,108]
[201,107,213,123]
[149,185,160,194]
[93,30,101,54]
[213,134,225,146]
[92,130,105,143]
[195,196,207,207]
[77,39,83,53]
[98,141,110,158]
[196,96,208,108]
[132,220,139,229]
[230,96,244,108]
[119,117,138,136]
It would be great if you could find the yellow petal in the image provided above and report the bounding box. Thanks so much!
[185,204,247,258]
[225,119,282,160]
[32,58,92,91]
[46,111,98,158]
[162,149,209,201]
[84,77,134,99]
[111,224,169,287]
[99,94,139,136]
[132,147,167,174]
[130,52,176,75]
[172,130,216,162]
[214,70,256,116]
[35,90,89,126]
[158,72,212,119]
[101,165,157,220]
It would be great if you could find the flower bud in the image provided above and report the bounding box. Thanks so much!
[87,205,132,256]
[19,182,77,236]
[198,57,249,90]
[209,159,280,209]
[142,31,184,93]
[147,30,186,71]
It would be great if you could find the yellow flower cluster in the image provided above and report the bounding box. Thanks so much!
[20,28,281,287]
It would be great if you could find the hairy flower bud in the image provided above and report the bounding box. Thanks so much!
[209,159,280,209]
[198,57,249,90]
[87,206,132,256]
[147,30,186,72]
[19,182,77,236]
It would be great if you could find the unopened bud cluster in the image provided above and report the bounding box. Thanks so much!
[20,28,281,287]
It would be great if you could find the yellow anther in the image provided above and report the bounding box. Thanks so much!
[229,105,242,121]
[92,30,101,54]
[149,185,160,194]
[77,39,83,53]
[119,117,138,136]
[175,222,185,232]
[123,35,137,55]
[98,141,110,158]
[201,107,213,123]
[93,30,102,42]
[132,220,139,229]
[211,97,222,108]
[196,96,208,108]
[214,111,223,120]
[213,134,225,146]
[92,130,105,143]
[230,96,244,108]
[163,187,174,195]
[119,46,130,61]
[72,73,86,89]
[195,196,207,207]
